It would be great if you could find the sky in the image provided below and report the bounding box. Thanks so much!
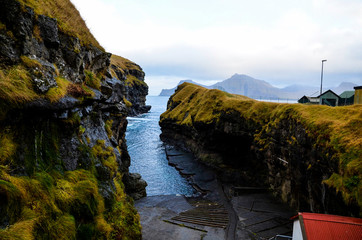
[72,0,362,95]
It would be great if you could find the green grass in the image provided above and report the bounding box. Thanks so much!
[124,75,147,87]
[110,55,142,73]
[106,174,142,240]
[0,130,17,165]
[20,56,42,69]
[84,70,101,90]
[123,96,132,108]
[105,120,113,139]
[91,140,118,177]
[109,55,147,87]
[0,65,38,104]
[45,77,71,102]
[161,83,362,212]
[0,115,141,240]
[0,141,141,239]
[0,62,97,107]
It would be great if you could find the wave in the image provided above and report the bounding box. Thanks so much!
[127,117,156,121]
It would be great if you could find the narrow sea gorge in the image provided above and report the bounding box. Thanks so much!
[1,0,360,239]
[126,96,195,196]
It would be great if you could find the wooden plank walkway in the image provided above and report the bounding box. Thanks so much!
[171,200,229,228]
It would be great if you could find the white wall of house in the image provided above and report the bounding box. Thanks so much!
[292,220,303,240]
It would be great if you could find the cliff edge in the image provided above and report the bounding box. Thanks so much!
[160,83,361,217]
[0,0,148,239]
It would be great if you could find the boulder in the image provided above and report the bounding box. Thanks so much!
[123,173,148,200]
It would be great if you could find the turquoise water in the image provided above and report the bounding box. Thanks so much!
[126,96,195,196]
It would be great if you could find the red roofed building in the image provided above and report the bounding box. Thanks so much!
[292,212,362,240]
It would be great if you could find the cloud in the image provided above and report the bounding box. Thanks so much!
[72,0,362,93]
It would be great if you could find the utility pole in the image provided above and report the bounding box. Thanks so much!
[320,59,327,95]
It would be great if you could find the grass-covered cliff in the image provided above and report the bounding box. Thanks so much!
[109,55,150,116]
[0,0,148,239]
[16,0,103,49]
[160,83,361,217]
[0,0,149,116]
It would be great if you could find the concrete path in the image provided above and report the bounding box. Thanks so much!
[135,146,295,240]
[135,195,225,240]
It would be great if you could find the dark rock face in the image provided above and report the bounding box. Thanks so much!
[125,83,151,116]
[0,0,34,41]
[0,34,19,63]
[0,0,148,200]
[37,15,60,48]
[109,58,151,116]
[0,0,93,84]
[31,58,58,93]
[123,173,148,200]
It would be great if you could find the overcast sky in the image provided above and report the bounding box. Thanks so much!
[72,0,362,95]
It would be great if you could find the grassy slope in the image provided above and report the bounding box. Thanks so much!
[161,83,362,211]
[17,0,103,50]
[110,55,147,87]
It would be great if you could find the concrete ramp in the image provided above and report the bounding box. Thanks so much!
[172,200,229,228]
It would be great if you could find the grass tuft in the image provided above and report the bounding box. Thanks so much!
[0,65,38,104]
[20,56,42,69]
[104,120,113,139]
[123,96,132,108]
[0,130,17,165]
[84,70,101,90]
[91,140,118,176]
[125,75,146,87]
[45,77,70,102]
[110,55,141,73]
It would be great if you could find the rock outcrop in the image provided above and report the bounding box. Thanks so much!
[160,83,361,217]
[0,0,148,238]
[109,55,151,116]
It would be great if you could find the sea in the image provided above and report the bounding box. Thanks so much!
[126,96,297,196]
[126,96,195,196]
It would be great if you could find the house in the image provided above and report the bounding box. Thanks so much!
[339,91,355,106]
[292,212,362,240]
[354,86,362,104]
[318,90,340,106]
[298,96,319,104]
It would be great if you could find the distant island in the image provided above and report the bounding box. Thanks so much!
[159,74,357,99]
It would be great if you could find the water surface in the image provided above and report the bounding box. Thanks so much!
[126,96,195,196]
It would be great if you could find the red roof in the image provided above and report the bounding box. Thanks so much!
[297,212,362,240]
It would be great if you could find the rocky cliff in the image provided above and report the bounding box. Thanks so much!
[160,83,361,217]
[0,0,148,239]
[109,55,150,116]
